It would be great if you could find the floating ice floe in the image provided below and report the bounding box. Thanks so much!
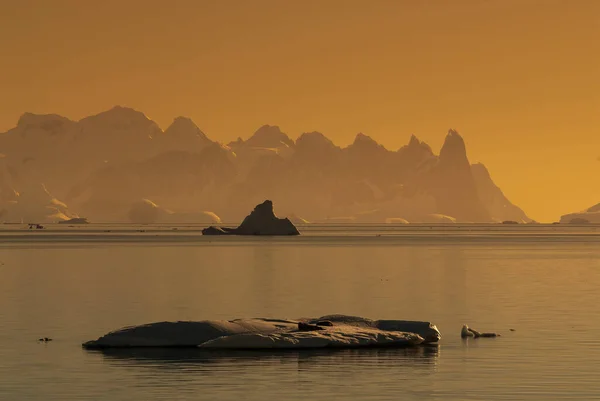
[82,315,441,349]
[460,324,500,338]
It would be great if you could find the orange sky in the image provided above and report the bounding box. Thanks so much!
[1,0,598,222]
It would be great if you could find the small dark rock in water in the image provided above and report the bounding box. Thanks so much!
[298,322,325,331]
[203,200,299,236]
[38,337,52,342]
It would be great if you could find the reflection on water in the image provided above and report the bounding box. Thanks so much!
[85,346,442,400]
[1,226,600,400]
[95,345,440,371]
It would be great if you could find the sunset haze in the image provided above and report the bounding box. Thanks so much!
[1,0,598,221]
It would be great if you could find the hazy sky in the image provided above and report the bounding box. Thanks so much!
[1,0,598,222]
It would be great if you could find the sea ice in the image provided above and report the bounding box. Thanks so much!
[82,315,441,349]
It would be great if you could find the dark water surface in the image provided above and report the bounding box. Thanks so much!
[1,225,599,400]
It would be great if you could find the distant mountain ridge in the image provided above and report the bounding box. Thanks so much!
[0,106,531,223]
[559,202,600,224]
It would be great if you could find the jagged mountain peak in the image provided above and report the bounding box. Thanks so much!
[408,134,421,147]
[296,131,339,150]
[349,132,388,152]
[245,125,294,149]
[78,105,156,126]
[164,116,210,141]
[297,131,330,142]
[400,134,434,155]
[439,129,468,163]
[353,132,378,145]
[74,105,162,144]
[168,116,198,129]
[444,129,465,144]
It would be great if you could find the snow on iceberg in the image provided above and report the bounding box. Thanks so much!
[82,315,441,349]
[199,325,423,349]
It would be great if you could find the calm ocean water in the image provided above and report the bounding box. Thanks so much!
[1,224,599,400]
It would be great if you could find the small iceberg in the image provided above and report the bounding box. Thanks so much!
[202,200,299,236]
[460,324,500,338]
[82,315,441,349]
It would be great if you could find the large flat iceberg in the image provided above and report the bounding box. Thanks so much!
[199,326,423,349]
[82,315,441,350]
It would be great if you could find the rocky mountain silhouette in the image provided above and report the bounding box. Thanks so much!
[161,116,213,152]
[426,130,491,221]
[559,202,600,224]
[0,106,530,223]
[471,163,529,223]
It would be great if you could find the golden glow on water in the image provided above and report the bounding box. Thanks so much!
[0,226,599,400]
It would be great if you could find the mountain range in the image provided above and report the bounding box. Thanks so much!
[0,106,531,224]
